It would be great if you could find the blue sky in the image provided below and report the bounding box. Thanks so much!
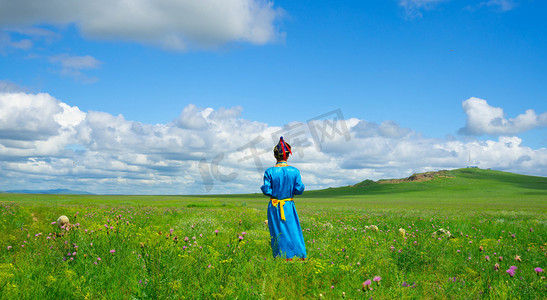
[1,0,546,194]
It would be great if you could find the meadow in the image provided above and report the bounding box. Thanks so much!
[0,168,546,299]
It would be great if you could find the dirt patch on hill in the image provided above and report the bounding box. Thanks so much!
[378,170,453,184]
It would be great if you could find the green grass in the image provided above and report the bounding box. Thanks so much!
[0,168,546,299]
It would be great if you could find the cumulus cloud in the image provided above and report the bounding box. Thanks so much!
[0,0,285,50]
[1,91,546,194]
[459,97,547,136]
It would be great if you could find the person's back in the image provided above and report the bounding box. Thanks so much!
[261,137,307,260]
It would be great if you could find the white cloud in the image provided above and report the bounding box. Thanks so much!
[48,54,102,83]
[398,0,446,18]
[459,97,547,136]
[1,27,59,52]
[1,91,546,194]
[480,0,516,11]
[0,0,285,50]
[353,120,411,139]
[0,80,25,93]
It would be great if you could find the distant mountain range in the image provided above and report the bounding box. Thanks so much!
[2,189,93,195]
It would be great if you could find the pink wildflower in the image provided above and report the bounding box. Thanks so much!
[362,279,372,290]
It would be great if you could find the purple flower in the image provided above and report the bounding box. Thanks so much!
[535,267,543,274]
[7,246,12,251]
[97,257,101,261]
[238,236,244,241]
[362,279,372,290]
[214,230,219,235]
[506,268,516,277]
[110,249,116,254]
[373,276,382,284]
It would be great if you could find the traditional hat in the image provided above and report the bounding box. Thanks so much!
[274,136,292,160]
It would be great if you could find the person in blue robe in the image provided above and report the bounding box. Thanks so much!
[260,137,307,260]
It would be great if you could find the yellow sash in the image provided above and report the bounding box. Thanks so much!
[270,198,293,221]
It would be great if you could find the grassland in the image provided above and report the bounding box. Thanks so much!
[0,168,546,299]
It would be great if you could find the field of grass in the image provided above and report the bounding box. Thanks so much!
[0,168,546,299]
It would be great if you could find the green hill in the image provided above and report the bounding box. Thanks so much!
[297,168,547,210]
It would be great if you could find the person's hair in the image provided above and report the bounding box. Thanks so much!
[274,142,291,160]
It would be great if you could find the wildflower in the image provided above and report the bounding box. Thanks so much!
[485,255,490,261]
[7,246,12,251]
[214,230,219,235]
[373,276,382,285]
[457,250,460,253]
[238,236,244,241]
[110,249,116,254]
[97,257,101,261]
[362,279,372,290]
[535,267,543,274]
[515,255,521,262]
[330,285,334,289]
[506,268,515,277]
[184,237,189,242]
[51,221,56,225]
[494,263,500,271]
[479,246,483,252]
[498,256,503,261]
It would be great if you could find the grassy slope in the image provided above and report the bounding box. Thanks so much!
[298,168,547,211]
[1,168,546,211]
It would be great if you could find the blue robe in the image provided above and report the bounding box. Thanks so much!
[261,161,307,259]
